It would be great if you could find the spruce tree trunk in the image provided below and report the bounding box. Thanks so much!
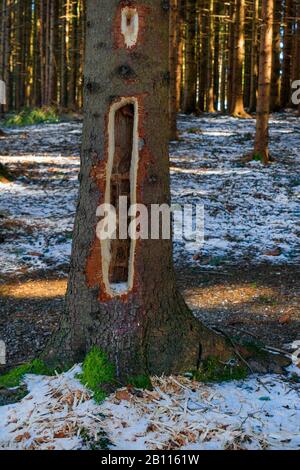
[183,0,197,113]
[292,0,300,106]
[270,0,282,111]
[227,0,236,113]
[281,0,293,108]
[206,0,216,113]
[213,0,220,111]
[46,0,230,379]
[169,0,179,140]
[176,0,184,112]
[231,0,249,117]
[254,0,274,164]
[249,0,259,112]
[198,0,208,112]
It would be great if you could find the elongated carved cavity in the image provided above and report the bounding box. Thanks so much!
[121,7,139,48]
[101,98,139,297]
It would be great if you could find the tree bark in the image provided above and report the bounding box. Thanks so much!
[206,0,216,113]
[183,0,197,113]
[281,0,293,108]
[270,0,282,111]
[249,0,259,112]
[254,0,274,164]
[169,0,179,139]
[45,0,231,380]
[231,0,249,117]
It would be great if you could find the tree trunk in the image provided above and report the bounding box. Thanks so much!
[169,0,179,140]
[206,0,216,113]
[220,1,229,113]
[213,0,221,111]
[270,0,282,111]
[183,0,197,113]
[254,0,274,164]
[292,0,300,108]
[231,0,249,117]
[227,0,236,113]
[249,0,259,112]
[176,0,184,112]
[46,0,230,380]
[281,0,293,108]
[198,0,208,112]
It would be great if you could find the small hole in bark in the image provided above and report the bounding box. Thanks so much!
[121,7,139,48]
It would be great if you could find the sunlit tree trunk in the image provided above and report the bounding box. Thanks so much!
[231,0,249,117]
[249,0,259,112]
[206,0,216,113]
[227,0,236,113]
[270,0,282,111]
[183,0,197,113]
[198,0,207,112]
[281,0,293,108]
[253,0,274,164]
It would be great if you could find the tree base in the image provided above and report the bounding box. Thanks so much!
[231,110,253,119]
[43,294,290,381]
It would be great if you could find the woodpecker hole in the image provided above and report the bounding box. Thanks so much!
[121,7,139,48]
[101,98,139,297]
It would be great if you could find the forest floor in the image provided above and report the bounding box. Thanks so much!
[0,112,299,365]
[0,113,299,449]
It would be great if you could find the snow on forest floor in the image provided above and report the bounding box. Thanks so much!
[0,113,300,276]
[171,113,300,267]
[0,364,299,450]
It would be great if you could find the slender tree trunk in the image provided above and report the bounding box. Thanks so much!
[249,0,259,112]
[198,0,207,112]
[292,0,300,108]
[227,0,236,113]
[60,0,68,109]
[213,0,221,111]
[281,0,293,108]
[254,0,274,164]
[220,7,227,114]
[68,0,78,110]
[183,0,197,113]
[46,0,230,379]
[176,0,184,112]
[206,0,216,113]
[270,0,282,111]
[170,0,179,140]
[231,0,249,117]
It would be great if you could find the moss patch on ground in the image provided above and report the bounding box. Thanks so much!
[127,374,153,390]
[78,347,116,403]
[193,356,248,383]
[0,359,59,389]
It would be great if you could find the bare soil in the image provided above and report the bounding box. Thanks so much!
[0,262,299,370]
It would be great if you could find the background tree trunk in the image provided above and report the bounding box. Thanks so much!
[206,0,216,113]
[281,0,293,108]
[249,0,259,113]
[231,0,248,117]
[254,0,274,164]
[183,0,197,113]
[170,0,179,139]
